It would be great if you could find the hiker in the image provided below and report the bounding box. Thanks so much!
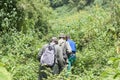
[66,34,76,68]
[58,33,72,70]
[38,37,65,80]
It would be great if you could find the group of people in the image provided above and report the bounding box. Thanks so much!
[37,33,76,80]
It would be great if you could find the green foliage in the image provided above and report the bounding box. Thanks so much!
[100,1,120,79]
[50,0,94,10]
[0,0,24,32]
[50,0,68,8]
[0,0,53,79]
[100,56,120,80]
[19,0,52,35]
[111,0,120,39]
[0,31,42,80]
[51,6,112,50]
[69,0,87,10]
[48,1,119,79]
[0,0,120,80]
[68,0,94,10]
[0,66,12,80]
[0,0,52,37]
[0,62,12,80]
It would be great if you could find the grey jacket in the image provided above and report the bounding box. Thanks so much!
[38,43,65,68]
[58,38,72,58]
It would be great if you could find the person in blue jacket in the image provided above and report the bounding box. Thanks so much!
[66,34,76,70]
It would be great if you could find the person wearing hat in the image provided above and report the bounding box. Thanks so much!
[58,33,72,70]
[38,37,65,80]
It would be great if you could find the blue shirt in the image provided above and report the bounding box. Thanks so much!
[67,39,76,53]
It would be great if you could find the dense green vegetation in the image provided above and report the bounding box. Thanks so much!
[0,0,120,80]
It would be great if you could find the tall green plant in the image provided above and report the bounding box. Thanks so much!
[111,0,120,39]
[18,0,52,37]
[0,0,24,32]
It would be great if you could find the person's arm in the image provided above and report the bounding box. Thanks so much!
[37,48,43,61]
[56,46,65,68]
[74,42,76,53]
[66,41,72,53]
[37,44,47,61]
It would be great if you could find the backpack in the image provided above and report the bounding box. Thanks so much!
[40,44,56,66]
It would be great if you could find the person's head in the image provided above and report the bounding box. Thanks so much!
[59,33,66,39]
[51,37,58,44]
[66,34,70,40]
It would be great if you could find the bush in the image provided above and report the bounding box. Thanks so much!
[0,0,24,32]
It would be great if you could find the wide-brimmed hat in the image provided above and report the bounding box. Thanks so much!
[59,33,65,38]
[51,37,58,42]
